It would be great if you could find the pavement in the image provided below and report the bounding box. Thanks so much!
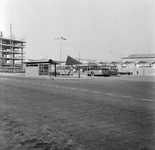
[0,72,155,81]
[0,72,91,80]
[0,75,155,150]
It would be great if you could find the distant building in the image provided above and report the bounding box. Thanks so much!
[75,58,97,66]
[0,32,26,73]
[120,54,155,75]
[122,54,155,68]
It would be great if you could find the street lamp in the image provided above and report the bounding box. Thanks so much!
[54,37,67,73]
[109,51,113,63]
[78,49,81,78]
[54,37,67,63]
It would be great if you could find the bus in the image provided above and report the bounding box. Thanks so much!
[56,65,74,75]
[87,64,118,76]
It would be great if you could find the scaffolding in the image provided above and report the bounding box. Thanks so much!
[0,31,26,73]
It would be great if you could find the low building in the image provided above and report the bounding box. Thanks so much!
[25,59,61,77]
[121,54,155,75]
[75,58,97,66]
[122,54,155,67]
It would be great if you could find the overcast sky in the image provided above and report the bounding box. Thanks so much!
[0,0,155,61]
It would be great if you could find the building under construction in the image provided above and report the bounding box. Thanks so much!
[0,31,26,73]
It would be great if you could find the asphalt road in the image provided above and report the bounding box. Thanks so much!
[0,75,155,150]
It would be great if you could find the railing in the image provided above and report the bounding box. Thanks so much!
[1,63,23,66]
[14,64,22,66]
[0,56,25,60]
[12,36,26,42]
[2,63,13,66]
[0,50,24,54]
[0,36,26,42]
[0,43,26,49]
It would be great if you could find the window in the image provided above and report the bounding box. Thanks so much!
[39,64,49,75]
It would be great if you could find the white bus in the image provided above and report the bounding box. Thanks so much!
[57,65,74,75]
[87,64,118,76]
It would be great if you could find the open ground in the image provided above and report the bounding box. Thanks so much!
[0,75,155,150]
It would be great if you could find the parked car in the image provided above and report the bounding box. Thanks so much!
[118,71,133,75]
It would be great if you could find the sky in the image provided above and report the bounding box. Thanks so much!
[0,0,155,62]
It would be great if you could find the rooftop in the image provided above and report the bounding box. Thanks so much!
[0,31,26,43]
[123,54,155,59]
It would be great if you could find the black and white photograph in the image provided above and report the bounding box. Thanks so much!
[0,0,155,149]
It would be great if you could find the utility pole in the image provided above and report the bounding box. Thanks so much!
[10,24,13,73]
[109,51,113,63]
[78,50,81,78]
[54,37,66,74]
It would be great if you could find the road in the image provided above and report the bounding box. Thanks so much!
[0,75,155,150]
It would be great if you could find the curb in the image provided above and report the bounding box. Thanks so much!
[0,73,93,80]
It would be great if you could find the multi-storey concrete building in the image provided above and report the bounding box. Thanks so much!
[0,32,26,73]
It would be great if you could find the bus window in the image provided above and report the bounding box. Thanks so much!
[57,65,74,75]
[87,65,118,76]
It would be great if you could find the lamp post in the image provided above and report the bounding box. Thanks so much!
[119,54,123,62]
[109,51,113,63]
[78,49,80,78]
[54,37,67,73]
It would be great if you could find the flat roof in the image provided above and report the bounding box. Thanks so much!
[0,37,26,43]
[123,54,155,59]
[25,59,63,65]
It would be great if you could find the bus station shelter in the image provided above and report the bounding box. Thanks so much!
[25,59,62,77]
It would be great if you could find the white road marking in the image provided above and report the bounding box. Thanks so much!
[60,87,68,89]
[70,88,77,90]
[4,79,154,103]
[141,99,155,102]
[92,91,101,94]
[121,96,132,99]
[55,85,60,88]
[79,89,88,92]
[35,83,40,85]
[106,93,115,96]
[0,78,9,80]
[41,84,47,86]
[46,84,52,86]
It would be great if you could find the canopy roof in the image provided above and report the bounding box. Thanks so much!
[137,61,149,64]
[75,58,96,64]
[25,59,63,65]
[65,56,82,65]
[123,61,135,64]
